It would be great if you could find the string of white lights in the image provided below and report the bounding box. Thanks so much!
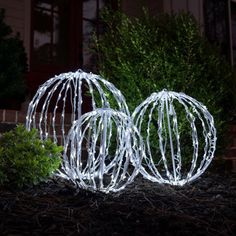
[58,108,143,193]
[25,69,217,190]
[25,69,129,145]
[132,90,217,186]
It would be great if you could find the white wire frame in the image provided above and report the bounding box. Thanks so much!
[58,108,143,193]
[132,90,217,186]
[25,69,129,145]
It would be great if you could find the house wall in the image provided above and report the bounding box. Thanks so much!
[121,0,163,17]
[163,0,204,27]
[0,0,31,65]
[121,0,204,26]
[0,0,204,68]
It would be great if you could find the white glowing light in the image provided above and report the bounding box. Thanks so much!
[58,108,143,193]
[26,69,129,145]
[132,90,217,186]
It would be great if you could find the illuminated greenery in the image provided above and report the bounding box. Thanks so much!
[0,125,62,188]
[95,9,235,154]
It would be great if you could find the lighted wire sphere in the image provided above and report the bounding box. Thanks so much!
[132,90,217,186]
[58,108,143,193]
[25,69,129,145]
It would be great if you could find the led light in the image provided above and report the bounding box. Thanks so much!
[132,90,217,186]
[26,69,129,145]
[58,108,143,193]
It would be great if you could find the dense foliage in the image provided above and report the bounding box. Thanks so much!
[0,9,27,103]
[0,125,62,188]
[95,9,236,153]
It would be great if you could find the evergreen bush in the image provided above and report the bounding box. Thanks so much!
[0,9,27,105]
[0,125,63,189]
[95,9,236,155]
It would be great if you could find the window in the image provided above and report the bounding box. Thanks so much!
[83,0,104,69]
[32,0,70,66]
[203,0,236,66]
[29,0,117,94]
[203,0,230,59]
[82,0,117,70]
[229,0,236,66]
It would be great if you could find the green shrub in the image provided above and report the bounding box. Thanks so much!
[0,9,27,102]
[0,125,63,188]
[95,9,236,155]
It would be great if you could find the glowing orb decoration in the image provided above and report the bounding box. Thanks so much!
[26,69,129,145]
[132,90,217,186]
[58,108,143,193]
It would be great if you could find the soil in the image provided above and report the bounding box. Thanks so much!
[0,163,236,236]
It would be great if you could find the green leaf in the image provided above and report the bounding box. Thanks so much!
[0,125,62,189]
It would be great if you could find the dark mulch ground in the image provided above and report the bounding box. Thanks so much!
[0,162,236,236]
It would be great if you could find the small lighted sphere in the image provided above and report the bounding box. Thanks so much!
[132,90,217,186]
[25,69,129,145]
[58,108,143,193]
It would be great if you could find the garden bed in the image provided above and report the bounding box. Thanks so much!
[0,164,236,236]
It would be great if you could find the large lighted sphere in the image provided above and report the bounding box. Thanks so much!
[25,69,129,145]
[132,90,217,186]
[59,108,143,193]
